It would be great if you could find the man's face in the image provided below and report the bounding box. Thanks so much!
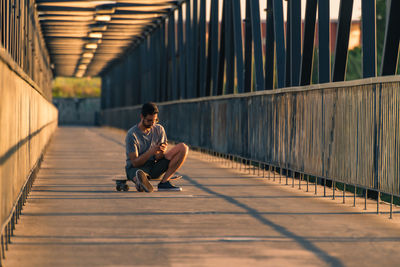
[141,114,158,129]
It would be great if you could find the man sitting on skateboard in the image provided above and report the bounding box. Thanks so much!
[125,102,189,192]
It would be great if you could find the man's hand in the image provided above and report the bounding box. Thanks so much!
[154,142,168,160]
[130,142,168,167]
[149,144,161,155]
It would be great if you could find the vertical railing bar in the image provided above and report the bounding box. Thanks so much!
[390,194,393,219]
[364,188,368,210]
[3,228,6,252]
[333,180,336,200]
[286,170,289,185]
[292,171,295,188]
[1,235,4,259]
[354,185,357,207]
[377,190,380,214]
[299,173,301,189]
[263,163,265,178]
[343,183,346,204]
[273,166,276,182]
[315,177,317,195]
[5,225,8,250]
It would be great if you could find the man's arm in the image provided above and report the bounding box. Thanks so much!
[129,144,160,167]
[154,126,168,160]
[154,142,167,160]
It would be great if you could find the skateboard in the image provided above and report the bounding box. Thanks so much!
[113,175,182,192]
[113,178,132,192]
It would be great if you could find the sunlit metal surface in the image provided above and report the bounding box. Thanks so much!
[36,0,180,77]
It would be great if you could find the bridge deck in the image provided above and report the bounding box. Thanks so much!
[4,127,400,267]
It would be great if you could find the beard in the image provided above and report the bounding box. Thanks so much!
[143,121,153,129]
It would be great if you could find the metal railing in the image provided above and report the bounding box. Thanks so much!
[188,146,398,219]
[101,76,400,218]
[0,1,57,264]
[0,0,52,98]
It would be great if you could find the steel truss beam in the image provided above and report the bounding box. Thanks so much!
[97,0,400,110]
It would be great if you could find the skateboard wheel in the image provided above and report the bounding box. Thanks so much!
[123,184,129,191]
[116,185,122,191]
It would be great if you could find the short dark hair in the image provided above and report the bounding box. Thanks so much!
[141,102,159,117]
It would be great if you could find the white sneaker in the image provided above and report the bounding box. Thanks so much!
[136,170,153,192]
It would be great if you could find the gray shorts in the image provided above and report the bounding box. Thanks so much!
[125,158,170,180]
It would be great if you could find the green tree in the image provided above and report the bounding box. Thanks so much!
[345,0,387,80]
[52,77,101,98]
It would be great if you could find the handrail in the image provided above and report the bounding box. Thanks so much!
[101,77,400,200]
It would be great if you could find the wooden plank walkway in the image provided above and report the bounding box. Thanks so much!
[4,127,400,267]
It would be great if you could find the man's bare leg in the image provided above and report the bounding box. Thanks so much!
[161,143,189,183]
